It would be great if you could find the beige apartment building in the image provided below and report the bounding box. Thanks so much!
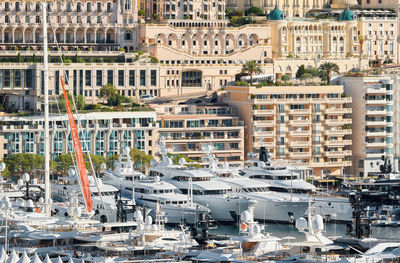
[356,9,398,64]
[155,104,244,165]
[339,76,399,177]
[224,85,352,178]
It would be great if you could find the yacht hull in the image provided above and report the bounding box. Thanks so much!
[252,199,308,223]
[309,197,352,223]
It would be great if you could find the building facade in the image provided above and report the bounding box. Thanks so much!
[340,76,399,177]
[0,0,139,52]
[225,85,352,178]
[0,111,157,160]
[155,104,244,165]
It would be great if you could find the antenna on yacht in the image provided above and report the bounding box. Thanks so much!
[42,0,51,217]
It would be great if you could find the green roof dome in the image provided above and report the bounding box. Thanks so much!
[338,6,356,21]
[267,5,286,20]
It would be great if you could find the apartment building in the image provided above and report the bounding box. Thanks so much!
[155,104,244,165]
[139,0,225,20]
[356,9,398,64]
[339,76,399,177]
[225,85,352,178]
[0,111,157,160]
[0,0,138,52]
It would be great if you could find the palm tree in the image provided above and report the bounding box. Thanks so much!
[318,62,339,85]
[241,61,262,85]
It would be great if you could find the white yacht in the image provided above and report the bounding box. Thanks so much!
[202,146,309,223]
[101,147,212,225]
[52,170,120,222]
[241,148,352,222]
[148,138,257,223]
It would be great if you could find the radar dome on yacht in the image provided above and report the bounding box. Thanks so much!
[22,173,30,182]
[179,157,186,165]
[295,217,308,232]
[138,223,145,231]
[241,210,252,222]
[100,163,107,170]
[168,158,173,165]
[134,210,143,221]
[31,178,38,185]
[151,224,158,231]
[150,159,157,167]
[123,147,131,154]
[145,215,153,225]
[222,162,229,170]
[38,197,44,203]
[68,168,76,177]
[17,179,23,187]
[311,214,324,232]
[155,176,160,182]
[253,224,261,233]
[16,198,25,208]
[74,207,82,218]
[0,162,5,172]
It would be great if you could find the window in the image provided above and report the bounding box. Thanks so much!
[97,2,102,12]
[5,2,10,11]
[182,71,202,87]
[85,70,91,86]
[87,2,91,11]
[129,70,135,86]
[107,2,111,11]
[77,2,81,12]
[107,70,113,85]
[118,70,124,86]
[150,70,156,86]
[96,70,102,86]
[140,70,146,86]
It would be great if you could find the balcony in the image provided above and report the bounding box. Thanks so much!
[366,120,386,126]
[366,131,386,137]
[366,88,386,94]
[325,151,345,158]
[366,109,387,115]
[253,120,275,127]
[325,129,352,136]
[289,130,311,137]
[289,141,311,147]
[326,97,352,104]
[253,109,275,115]
[325,140,351,146]
[366,141,386,148]
[253,141,274,148]
[324,119,352,126]
[365,99,387,105]
[289,109,311,115]
[289,152,311,159]
[325,108,352,114]
[289,119,310,126]
[251,98,274,104]
[253,130,274,137]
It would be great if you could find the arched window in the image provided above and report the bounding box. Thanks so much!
[97,2,102,12]
[77,2,81,12]
[107,2,112,12]
[125,31,132,41]
[87,2,91,12]
[124,0,131,10]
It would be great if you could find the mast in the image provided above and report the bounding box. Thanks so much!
[42,0,51,217]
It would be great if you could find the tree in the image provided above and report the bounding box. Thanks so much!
[76,95,86,110]
[84,154,106,174]
[130,148,153,169]
[318,62,339,84]
[138,9,145,17]
[246,6,264,16]
[55,154,74,174]
[98,83,117,104]
[17,53,22,62]
[358,35,364,57]
[106,155,119,171]
[4,153,47,176]
[281,74,290,83]
[296,64,306,79]
[300,73,313,84]
[241,61,262,85]
[108,93,130,107]
[225,7,233,18]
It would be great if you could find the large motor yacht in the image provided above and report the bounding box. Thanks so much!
[241,147,352,222]
[202,146,309,223]
[148,138,257,223]
[101,147,212,225]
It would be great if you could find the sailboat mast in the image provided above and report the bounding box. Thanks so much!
[42,0,51,217]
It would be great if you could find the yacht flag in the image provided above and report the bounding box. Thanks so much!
[60,76,93,212]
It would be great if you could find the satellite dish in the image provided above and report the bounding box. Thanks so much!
[179,157,187,166]
[22,173,30,182]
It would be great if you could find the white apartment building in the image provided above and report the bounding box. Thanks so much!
[0,111,158,160]
[340,76,399,177]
